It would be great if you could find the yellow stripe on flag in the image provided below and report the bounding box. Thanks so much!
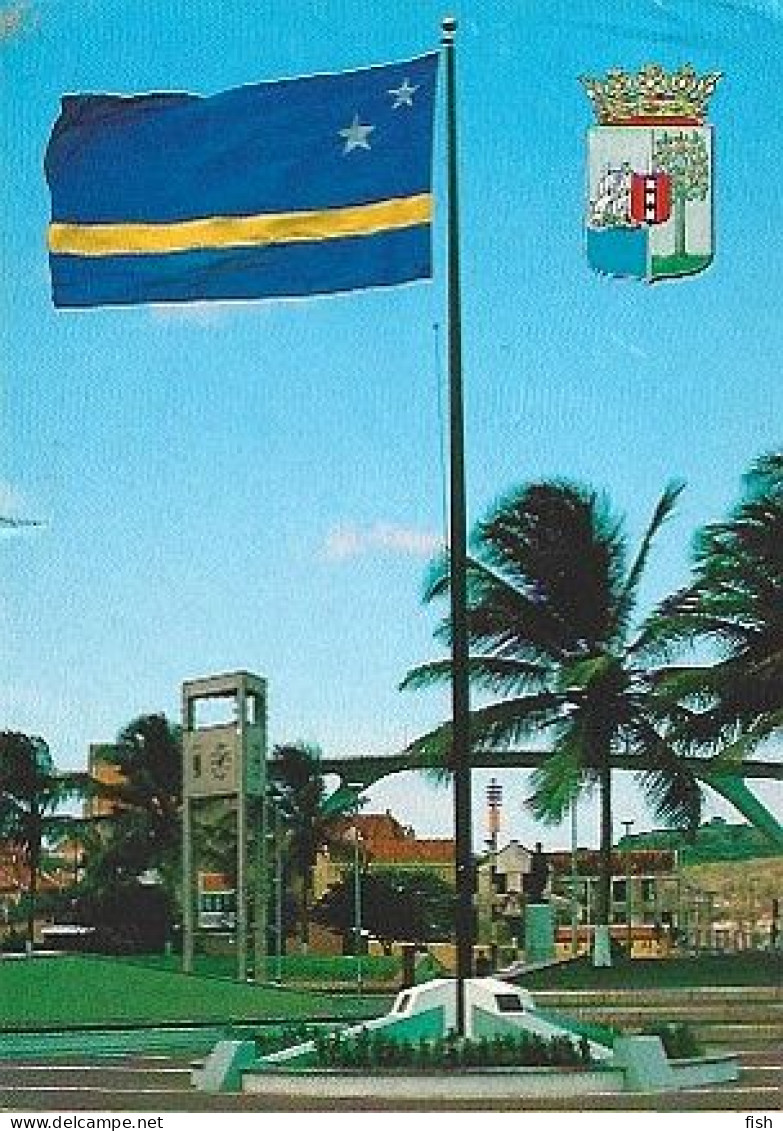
[49,194,432,257]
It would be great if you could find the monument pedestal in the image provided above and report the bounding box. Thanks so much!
[524,902,555,964]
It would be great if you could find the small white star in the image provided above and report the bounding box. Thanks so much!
[339,113,375,153]
[389,78,419,109]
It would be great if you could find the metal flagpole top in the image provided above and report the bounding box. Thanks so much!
[441,16,457,41]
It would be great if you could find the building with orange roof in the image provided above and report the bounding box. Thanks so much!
[83,743,126,820]
[313,809,455,901]
[329,810,413,843]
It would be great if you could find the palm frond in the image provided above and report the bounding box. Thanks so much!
[649,663,728,707]
[401,722,454,785]
[473,479,628,652]
[421,547,450,603]
[742,450,783,500]
[700,721,777,772]
[634,608,746,660]
[614,481,684,641]
[428,552,575,663]
[466,693,564,749]
[556,654,614,693]
[630,720,703,832]
[526,740,584,825]
[640,459,782,721]
[400,655,551,696]
[403,692,564,784]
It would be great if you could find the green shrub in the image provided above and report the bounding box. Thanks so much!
[253,1024,322,1055]
[0,929,27,953]
[641,1023,705,1059]
[313,1027,592,1069]
[415,1036,432,1069]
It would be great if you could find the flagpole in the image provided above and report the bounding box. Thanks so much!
[442,14,473,1038]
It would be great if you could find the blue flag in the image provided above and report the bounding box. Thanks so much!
[45,55,438,308]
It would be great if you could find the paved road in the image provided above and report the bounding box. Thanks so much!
[0,1047,779,1112]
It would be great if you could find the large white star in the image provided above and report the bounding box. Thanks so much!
[339,113,375,153]
[389,78,418,109]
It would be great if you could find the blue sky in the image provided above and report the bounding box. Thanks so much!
[1,0,781,850]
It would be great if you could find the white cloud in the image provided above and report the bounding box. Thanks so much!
[323,521,441,562]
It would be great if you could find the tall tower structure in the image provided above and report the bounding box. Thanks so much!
[486,777,503,854]
[485,778,503,961]
[181,671,268,982]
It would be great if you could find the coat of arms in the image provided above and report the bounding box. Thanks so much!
[581,65,721,282]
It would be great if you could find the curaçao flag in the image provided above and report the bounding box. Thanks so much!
[45,55,438,308]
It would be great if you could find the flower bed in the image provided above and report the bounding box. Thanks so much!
[313,1027,594,1069]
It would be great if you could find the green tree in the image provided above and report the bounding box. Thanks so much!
[0,732,83,951]
[313,867,454,953]
[270,742,356,951]
[83,714,182,897]
[647,454,783,814]
[402,479,702,965]
[77,880,174,954]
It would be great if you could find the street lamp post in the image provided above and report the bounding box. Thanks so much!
[274,800,284,982]
[70,816,81,888]
[674,848,684,950]
[265,789,285,983]
[347,783,365,1000]
[706,889,716,954]
[621,819,634,956]
[570,799,579,958]
[352,826,363,998]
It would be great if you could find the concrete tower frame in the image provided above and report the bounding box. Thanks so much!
[181,671,268,982]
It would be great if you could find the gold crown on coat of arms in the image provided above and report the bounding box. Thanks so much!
[581,64,721,125]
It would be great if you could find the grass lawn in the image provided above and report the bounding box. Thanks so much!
[0,955,391,1031]
[117,952,402,984]
[116,951,445,986]
[519,951,783,991]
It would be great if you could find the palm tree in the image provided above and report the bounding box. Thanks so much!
[650,453,783,747]
[645,454,783,835]
[270,742,356,952]
[84,714,182,895]
[0,732,83,951]
[402,478,702,965]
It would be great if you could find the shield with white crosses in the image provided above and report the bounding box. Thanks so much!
[581,65,721,282]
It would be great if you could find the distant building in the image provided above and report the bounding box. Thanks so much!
[0,848,68,942]
[682,856,783,952]
[83,743,125,820]
[616,818,783,951]
[475,840,533,948]
[547,847,684,958]
[546,847,781,956]
[476,842,697,958]
[313,810,455,902]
